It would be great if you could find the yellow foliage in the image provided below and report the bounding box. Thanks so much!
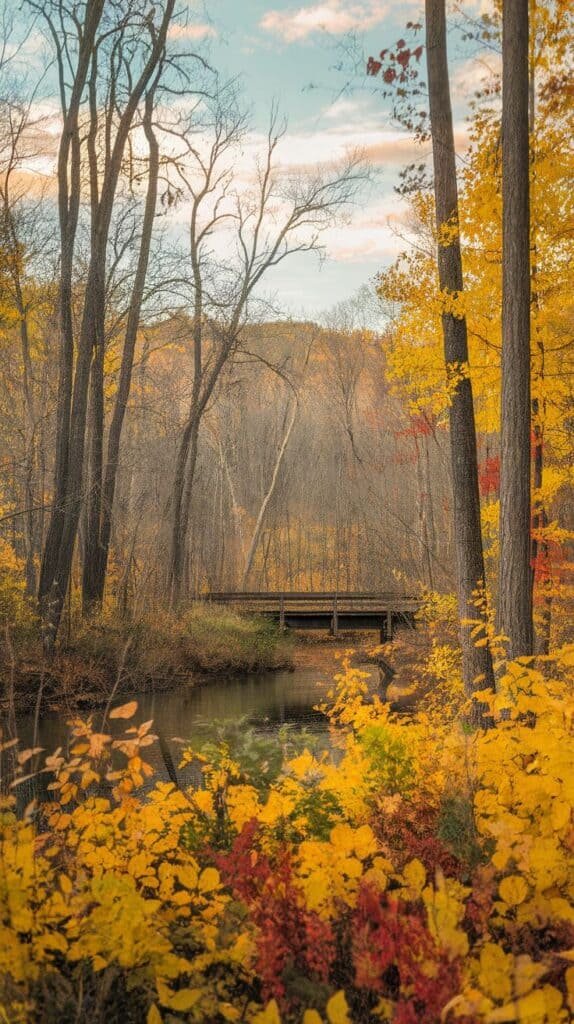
[0,648,573,1022]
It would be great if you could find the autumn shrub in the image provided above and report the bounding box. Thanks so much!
[0,539,37,648]
[1,651,574,1023]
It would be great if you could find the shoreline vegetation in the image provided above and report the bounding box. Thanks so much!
[1,604,296,714]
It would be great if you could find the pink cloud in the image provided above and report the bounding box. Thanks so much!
[168,22,216,41]
[260,1,388,43]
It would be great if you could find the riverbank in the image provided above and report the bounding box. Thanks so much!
[2,605,429,716]
[1,605,295,714]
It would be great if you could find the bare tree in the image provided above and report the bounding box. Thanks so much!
[241,341,313,586]
[82,75,162,610]
[166,104,366,604]
[32,0,178,649]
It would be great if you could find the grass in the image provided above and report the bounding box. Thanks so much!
[181,603,294,673]
[2,603,294,713]
[66,603,294,680]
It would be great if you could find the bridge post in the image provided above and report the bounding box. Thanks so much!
[331,593,339,637]
[279,593,285,629]
[380,610,393,645]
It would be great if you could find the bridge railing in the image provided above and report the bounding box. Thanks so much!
[198,591,419,602]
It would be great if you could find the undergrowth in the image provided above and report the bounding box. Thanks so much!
[1,646,573,1023]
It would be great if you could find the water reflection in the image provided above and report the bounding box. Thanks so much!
[14,662,384,798]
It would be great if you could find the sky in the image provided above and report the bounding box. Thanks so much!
[13,0,497,320]
[186,0,494,317]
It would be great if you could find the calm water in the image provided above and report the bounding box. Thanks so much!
[14,661,385,796]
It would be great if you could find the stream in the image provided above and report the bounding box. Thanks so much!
[13,658,387,797]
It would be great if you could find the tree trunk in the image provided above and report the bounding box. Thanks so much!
[242,397,298,587]
[169,412,201,606]
[82,269,105,615]
[84,89,160,609]
[38,0,175,650]
[38,0,105,636]
[498,0,533,658]
[425,0,495,694]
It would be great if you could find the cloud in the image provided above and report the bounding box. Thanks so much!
[168,22,216,41]
[260,1,388,43]
[450,55,501,102]
[323,195,411,262]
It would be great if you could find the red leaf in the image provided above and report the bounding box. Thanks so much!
[478,455,500,497]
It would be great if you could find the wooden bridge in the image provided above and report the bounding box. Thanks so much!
[201,592,420,643]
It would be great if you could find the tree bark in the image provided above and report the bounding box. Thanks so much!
[498,0,533,658]
[425,0,495,694]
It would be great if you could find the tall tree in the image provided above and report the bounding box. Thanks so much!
[241,341,313,587]
[82,77,161,611]
[33,0,177,650]
[498,0,533,657]
[425,0,495,695]
[31,0,104,647]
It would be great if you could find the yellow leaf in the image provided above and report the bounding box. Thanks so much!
[169,989,202,1012]
[499,875,528,907]
[478,943,512,1003]
[289,750,317,778]
[423,872,469,959]
[303,1012,323,1024]
[402,858,426,896]
[253,1000,281,1024]
[17,746,43,765]
[87,733,111,758]
[198,866,220,893]
[485,987,560,1022]
[147,1006,162,1024]
[326,991,351,1024]
[109,701,138,720]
